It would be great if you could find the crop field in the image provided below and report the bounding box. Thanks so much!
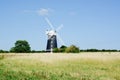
[0,52,120,80]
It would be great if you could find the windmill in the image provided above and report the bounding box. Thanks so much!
[45,17,65,53]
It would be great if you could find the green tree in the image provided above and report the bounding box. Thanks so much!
[53,48,59,53]
[10,40,31,53]
[0,50,9,53]
[59,45,67,53]
[0,50,4,53]
[86,49,99,52]
[65,45,79,53]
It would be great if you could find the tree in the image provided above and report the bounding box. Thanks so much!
[86,49,99,52]
[0,50,4,53]
[53,48,59,53]
[0,50,9,53]
[10,40,31,53]
[65,45,79,53]
[59,45,67,53]
[52,45,67,53]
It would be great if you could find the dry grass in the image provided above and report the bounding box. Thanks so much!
[0,52,120,80]
[1,52,120,62]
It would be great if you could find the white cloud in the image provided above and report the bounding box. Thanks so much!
[23,8,53,16]
[37,8,52,16]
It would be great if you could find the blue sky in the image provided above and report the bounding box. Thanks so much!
[0,0,120,50]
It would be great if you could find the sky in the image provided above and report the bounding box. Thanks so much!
[0,0,120,50]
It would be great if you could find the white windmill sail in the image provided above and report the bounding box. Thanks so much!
[45,17,65,53]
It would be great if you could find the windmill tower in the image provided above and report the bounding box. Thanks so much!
[45,17,65,53]
[46,29,57,53]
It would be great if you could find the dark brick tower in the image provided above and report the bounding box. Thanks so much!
[46,35,57,51]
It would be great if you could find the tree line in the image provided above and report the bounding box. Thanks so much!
[0,40,120,53]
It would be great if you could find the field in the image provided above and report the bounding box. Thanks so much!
[0,52,120,80]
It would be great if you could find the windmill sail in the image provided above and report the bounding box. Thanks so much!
[45,17,65,53]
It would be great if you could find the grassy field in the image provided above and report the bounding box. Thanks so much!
[0,52,120,80]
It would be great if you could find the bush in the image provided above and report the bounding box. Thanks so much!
[53,48,59,53]
[65,45,79,53]
[59,45,67,53]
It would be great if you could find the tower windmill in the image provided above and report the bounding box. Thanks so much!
[45,17,65,53]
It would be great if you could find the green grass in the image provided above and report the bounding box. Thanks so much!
[0,52,120,80]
